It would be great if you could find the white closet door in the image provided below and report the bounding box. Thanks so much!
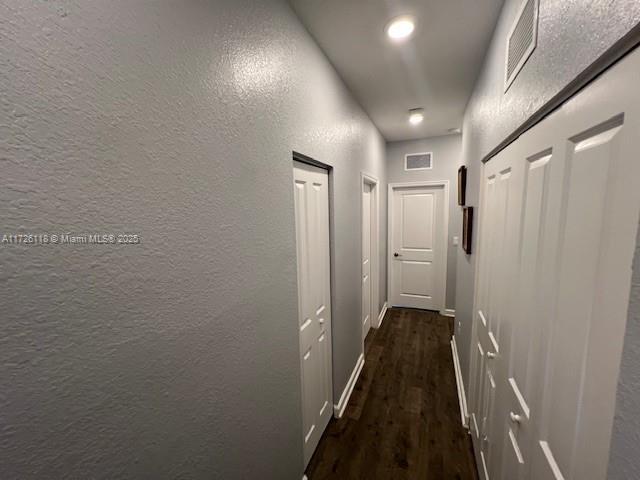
[499,145,551,479]
[293,162,333,468]
[470,146,525,480]
[362,183,372,339]
[529,53,640,480]
[469,47,640,480]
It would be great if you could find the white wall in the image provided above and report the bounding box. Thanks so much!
[386,134,462,311]
[455,0,640,406]
[0,1,386,478]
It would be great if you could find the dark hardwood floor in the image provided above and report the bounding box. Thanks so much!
[306,308,478,480]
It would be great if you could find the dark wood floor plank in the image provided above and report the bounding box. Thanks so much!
[306,308,478,480]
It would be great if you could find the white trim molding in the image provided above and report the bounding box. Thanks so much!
[451,335,469,428]
[440,308,456,317]
[375,301,388,328]
[333,353,365,419]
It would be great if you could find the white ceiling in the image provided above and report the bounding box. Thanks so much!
[288,0,505,141]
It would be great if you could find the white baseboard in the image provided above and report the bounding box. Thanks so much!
[440,308,456,317]
[451,335,469,428]
[333,353,365,419]
[375,301,388,328]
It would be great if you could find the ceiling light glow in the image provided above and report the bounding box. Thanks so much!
[386,16,415,40]
[409,109,424,125]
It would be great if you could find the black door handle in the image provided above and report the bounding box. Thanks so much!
[394,253,400,257]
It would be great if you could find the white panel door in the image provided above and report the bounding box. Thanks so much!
[362,183,372,339]
[500,146,554,480]
[530,107,640,480]
[390,185,446,310]
[293,162,333,468]
[470,147,525,480]
[469,47,640,480]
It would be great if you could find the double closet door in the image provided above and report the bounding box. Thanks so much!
[469,47,640,480]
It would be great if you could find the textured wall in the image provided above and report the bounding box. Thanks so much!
[455,0,640,399]
[385,134,462,311]
[0,1,386,478]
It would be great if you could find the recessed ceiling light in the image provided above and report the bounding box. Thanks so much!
[386,16,415,41]
[409,108,424,125]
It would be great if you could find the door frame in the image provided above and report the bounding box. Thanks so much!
[387,180,450,312]
[361,172,380,345]
[292,151,336,419]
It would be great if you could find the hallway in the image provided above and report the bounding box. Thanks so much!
[2,1,640,478]
[307,309,477,479]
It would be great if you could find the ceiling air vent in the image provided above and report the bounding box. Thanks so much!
[405,152,432,171]
[504,0,538,91]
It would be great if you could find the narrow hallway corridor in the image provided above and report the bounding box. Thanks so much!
[3,2,640,478]
[306,309,477,479]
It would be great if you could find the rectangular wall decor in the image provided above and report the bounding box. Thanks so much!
[462,206,473,254]
[458,166,467,206]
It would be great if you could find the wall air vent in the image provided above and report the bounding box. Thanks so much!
[504,0,538,91]
[405,152,432,171]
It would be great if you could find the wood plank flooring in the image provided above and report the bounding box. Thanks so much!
[306,308,478,480]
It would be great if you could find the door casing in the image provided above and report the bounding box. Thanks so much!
[361,172,380,346]
[292,153,335,469]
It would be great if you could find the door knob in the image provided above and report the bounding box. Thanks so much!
[487,351,497,359]
[394,252,400,257]
[509,412,522,424]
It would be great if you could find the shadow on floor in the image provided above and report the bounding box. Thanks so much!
[306,307,478,480]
